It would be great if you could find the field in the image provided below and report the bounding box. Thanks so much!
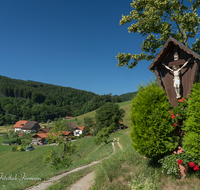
[4,99,199,190]
[61,100,132,127]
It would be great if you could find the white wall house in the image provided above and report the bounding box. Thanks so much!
[13,121,40,133]
[73,126,85,136]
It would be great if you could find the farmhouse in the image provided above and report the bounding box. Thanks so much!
[13,121,40,133]
[63,116,74,120]
[119,122,128,130]
[73,126,85,136]
[32,129,72,145]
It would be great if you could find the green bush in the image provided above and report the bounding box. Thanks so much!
[183,83,200,133]
[182,83,200,161]
[130,81,178,158]
[183,132,200,161]
[2,132,9,139]
[16,144,27,151]
[3,138,17,145]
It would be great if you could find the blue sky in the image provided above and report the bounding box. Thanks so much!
[0,0,199,96]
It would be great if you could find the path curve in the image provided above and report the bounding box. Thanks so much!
[26,142,115,190]
[69,138,123,190]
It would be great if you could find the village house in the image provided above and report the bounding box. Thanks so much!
[119,122,128,130]
[63,116,74,120]
[13,120,40,133]
[73,126,85,136]
[32,128,72,145]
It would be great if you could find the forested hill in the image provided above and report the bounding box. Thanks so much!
[116,92,137,101]
[0,75,130,125]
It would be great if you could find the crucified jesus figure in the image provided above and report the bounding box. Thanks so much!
[162,58,191,99]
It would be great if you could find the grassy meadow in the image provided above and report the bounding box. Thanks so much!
[0,135,114,190]
[60,100,132,127]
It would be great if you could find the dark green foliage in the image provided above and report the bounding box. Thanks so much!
[117,91,137,101]
[94,127,112,145]
[183,83,200,161]
[182,132,200,161]
[95,102,125,144]
[2,132,9,139]
[183,83,200,133]
[82,127,90,136]
[0,75,124,125]
[130,81,178,158]
[95,102,125,131]
[3,138,17,145]
[84,117,94,128]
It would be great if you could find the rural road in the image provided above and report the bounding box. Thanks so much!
[69,171,95,190]
[26,141,116,190]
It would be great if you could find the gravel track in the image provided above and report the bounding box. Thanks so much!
[26,142,115,190]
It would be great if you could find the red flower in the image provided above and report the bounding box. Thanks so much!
[193,165,199,171]
[173,123,177,127]
[178,98,185,103]
[171,114,175,119]
[189,162,195,168]
[177,159,183,164]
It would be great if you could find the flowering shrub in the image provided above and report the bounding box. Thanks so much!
[188,162,195,168]
[159,154,179,176]
[159,144,200,177]
[170,98,188,128]
[193,165,200,171]
[177,159,183,164]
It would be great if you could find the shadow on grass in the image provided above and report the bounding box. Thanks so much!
[106,140,113,144]
[147,158,162,168]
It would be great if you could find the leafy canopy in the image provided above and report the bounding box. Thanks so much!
[43,119,76,169]
[95,102,125,131]
[116,0,200,69]
[94,102,125,144]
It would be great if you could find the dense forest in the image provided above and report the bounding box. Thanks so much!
[0,75,136,125]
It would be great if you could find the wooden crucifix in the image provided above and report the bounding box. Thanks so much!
[162,58,191,99]
[149,37,200,107]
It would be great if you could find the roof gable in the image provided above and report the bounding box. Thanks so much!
[21,121,40,130]
[78,126,85,131]
[68,122,78,130]
[149,37,200,70]
[13,120,28,128]
[38,128,51,133]
[32,133,48,138]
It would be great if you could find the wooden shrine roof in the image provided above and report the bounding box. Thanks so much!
[149,37,200,70]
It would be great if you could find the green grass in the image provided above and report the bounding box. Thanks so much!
[0,135,113,190]
[64,100,132,126]
[0,100,132,190]
[91,128,200,190]
[46,165,96,190]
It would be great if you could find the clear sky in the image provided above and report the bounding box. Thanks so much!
[0,0,199,96]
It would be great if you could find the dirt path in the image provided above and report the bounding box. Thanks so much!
[69,139,123,190]
[113,137,123,150]
[26,142,115,190]
[68,171,95,190]
[117,137,123,151]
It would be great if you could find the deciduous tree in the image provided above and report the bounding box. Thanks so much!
[95,102,125,131]
[43,119,76,169]
[94,102,125,144]
[116,0,200,69]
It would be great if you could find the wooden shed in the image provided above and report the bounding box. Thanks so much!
[149,37,200,107]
